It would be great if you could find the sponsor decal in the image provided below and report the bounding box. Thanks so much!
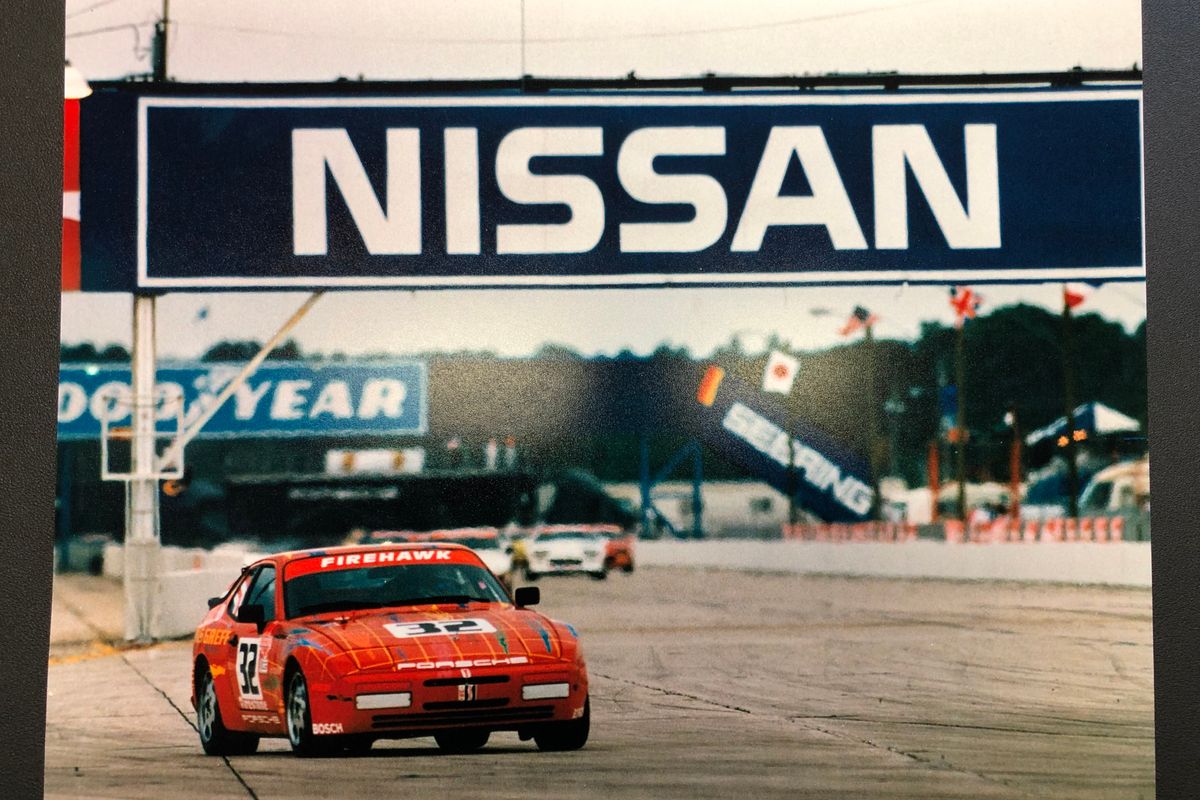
[196,629,233,647]
[320,550,452,569]
[258,639,272,673]
[240,699,269,711]
[384,618,498,639]
[457,684,479,702]
[396,656,529,671]
[241,713,278,725]
[312,723,345,735]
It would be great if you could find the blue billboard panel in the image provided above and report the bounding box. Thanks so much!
[79,87,1143,291]
[689,366,873,523]
[57,362,427,440]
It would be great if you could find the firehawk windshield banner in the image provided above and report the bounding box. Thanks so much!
[57,361,427,439]
[78,86,1142,291]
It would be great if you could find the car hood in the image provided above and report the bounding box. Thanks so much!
[286,606,565,673]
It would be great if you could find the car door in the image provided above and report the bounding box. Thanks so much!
[225,564,284,731]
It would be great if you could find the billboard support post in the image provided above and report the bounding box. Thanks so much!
[123,293,159,642]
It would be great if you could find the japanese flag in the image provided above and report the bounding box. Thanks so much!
[762,350,799,394]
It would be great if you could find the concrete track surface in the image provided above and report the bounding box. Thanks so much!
[45,568,1153,799]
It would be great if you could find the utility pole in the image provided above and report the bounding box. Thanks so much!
[125,1,169,641]
[955,323,968,522]
[865,322,882,520]
[1061,293,1080,518]
[1008,405,1021,520]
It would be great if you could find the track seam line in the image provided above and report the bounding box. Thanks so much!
[592,671,1016,791]
[118,652,261,800]
[591,671,752,714]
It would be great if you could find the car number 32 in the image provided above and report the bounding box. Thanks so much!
[237,641,261,698]
[383,618,497,638]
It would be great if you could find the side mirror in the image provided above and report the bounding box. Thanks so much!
[514,586,539,608]
[207,596,223,609]
[236,604,267,632]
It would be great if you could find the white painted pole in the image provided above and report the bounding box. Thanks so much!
[124,294,160,642]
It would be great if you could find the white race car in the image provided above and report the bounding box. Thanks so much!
[524,526,609,581]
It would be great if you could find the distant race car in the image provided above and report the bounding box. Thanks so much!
[191,543,589,757]
[427,528,514,587]
[525,524,626,581]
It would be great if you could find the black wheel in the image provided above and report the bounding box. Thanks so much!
[196,666,259,756]
[286,669,338,757]
[623,561,634,574]
[534,698,589,752]
[589,570,608,581]
[434,729,491,753]
[524,568,539,581]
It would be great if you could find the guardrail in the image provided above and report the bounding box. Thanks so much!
[782,515,1149,544]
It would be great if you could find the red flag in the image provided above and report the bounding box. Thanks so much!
[839,305,879,336]
[949,286,982,327]
[1063,282,1093,310]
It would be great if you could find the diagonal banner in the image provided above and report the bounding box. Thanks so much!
[691,366,873,522]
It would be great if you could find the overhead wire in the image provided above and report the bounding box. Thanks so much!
[167,0,945,47]
[66,0,127,21]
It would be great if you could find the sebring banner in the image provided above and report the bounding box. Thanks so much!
[57,362,428,439]
[78,85,1143,291]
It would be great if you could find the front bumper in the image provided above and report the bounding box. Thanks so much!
[527,552,606,574]
[307,662,588,738]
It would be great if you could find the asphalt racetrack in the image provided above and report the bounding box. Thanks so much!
[45,567,1153,799]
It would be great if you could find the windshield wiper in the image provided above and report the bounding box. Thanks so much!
[387,595,493,606]
[295,600,384,616]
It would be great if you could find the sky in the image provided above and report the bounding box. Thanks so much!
[61,0,1145,360]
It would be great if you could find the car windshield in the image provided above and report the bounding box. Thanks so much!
[536,531,603,543]
[284,562,509,618]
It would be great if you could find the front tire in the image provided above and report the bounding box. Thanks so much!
[434,729,490,753]
[534,697,589,751]
[524,568,540,581]
[196,666,259,756]
[286,669,338,757]
[589,570,608,581]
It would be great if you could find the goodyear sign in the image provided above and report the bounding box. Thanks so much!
[57,362,427,439]
[78,85,1142,291]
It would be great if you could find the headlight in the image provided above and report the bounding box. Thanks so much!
[355,692,412,710]
[533,550,548,558]
[584,549,599,557]
[522,682,570,700]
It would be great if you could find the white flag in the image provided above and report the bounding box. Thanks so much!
[762,350,800,394]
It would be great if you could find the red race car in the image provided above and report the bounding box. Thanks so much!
[191,543,589,757]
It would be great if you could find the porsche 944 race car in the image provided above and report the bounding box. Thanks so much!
[191,543,589,757]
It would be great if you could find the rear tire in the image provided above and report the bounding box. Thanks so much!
[534,697,589,751]
[524,568,539,581]
[589,570,608,581]
[196,666,259,756]
[434,729,490,753]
